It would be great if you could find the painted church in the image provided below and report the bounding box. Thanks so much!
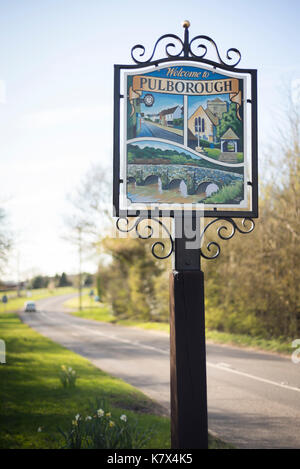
[188,97,228,143]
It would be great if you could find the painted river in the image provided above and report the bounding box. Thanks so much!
[127,179,219,204]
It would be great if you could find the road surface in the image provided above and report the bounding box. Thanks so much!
[19,294,300,449]
[138,120,183,144]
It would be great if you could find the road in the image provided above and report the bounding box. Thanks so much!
[138,120,183,144]
[19,294,300,449]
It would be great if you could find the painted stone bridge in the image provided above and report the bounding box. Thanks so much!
[128,164,243,195]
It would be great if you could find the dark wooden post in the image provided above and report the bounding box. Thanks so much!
[170,215,208,449]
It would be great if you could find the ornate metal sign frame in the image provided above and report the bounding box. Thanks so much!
[113,23,258,220]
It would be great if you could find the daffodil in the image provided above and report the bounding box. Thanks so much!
[37,427,42,432]
[109,420,115,428]
[120,414,127,422]
[97,408,104,418]
[75,414,80,421]
[85,416,92,421]
[106,412,111,418]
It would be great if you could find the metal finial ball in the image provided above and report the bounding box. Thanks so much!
[182,20,190,29]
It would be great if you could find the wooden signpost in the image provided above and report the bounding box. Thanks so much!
[113,21,258,449]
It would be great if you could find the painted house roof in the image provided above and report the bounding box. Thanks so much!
[159,106,179,117]
[220,127,239,140]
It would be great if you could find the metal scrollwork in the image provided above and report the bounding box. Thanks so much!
[116,217,254,261]
[189,35,241,68]
[116,217,174,260]
[200,218,255,260]
[130,23,241,68]
[131,34,184,64]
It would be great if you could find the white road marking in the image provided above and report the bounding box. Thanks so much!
[36,312,169,355]
[72,324,170,355]
[207,362,300,393]
[216,362,233,368]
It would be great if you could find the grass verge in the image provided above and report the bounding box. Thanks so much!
[0,312,230,449]
[0,312,170,449]
[205,329,292,356]
[204,181,243,204]
[65,295,169,333]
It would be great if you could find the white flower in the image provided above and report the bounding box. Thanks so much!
[68,367,73,372]
[72,370,76,375]
[75,414,80,421]
[120,414,127,422]
[97,408,104,418]
[37,427,42,432]
[85,416,92,421]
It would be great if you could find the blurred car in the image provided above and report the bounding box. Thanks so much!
[24,301,37,312]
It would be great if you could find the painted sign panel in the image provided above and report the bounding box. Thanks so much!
[125,63,246,207]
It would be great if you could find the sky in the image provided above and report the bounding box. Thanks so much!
[0,0,299,281]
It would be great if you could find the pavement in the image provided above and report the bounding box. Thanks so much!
[19,293,300,449]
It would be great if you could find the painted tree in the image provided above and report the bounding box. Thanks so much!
[216,103,243,150]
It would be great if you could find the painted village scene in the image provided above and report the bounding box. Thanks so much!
[126,66,245,205]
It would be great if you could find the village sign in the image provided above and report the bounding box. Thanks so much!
[113,22,258,449]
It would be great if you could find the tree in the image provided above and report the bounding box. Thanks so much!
[84,273,94,287]
[100,237,166,321]
[65,164,111,242]
[95,275,101,297]
[63,164,111,311]
[58,272,72,287]
[31,275,49,289]
[0,207,12,275]
[54,273,60,287]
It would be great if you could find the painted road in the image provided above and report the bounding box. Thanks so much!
[19,294,300,449]
[138,120,183,144]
